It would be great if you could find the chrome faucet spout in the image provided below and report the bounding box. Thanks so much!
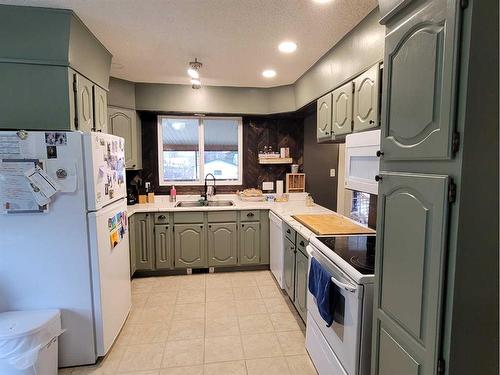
[202,173,217,201]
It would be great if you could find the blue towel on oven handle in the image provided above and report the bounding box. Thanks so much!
[308,257,335,327]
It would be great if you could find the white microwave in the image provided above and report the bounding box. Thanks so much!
[344,129,381,195]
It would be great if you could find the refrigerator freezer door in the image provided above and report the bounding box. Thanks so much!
[84,132,127,211]
[88,198,131,356]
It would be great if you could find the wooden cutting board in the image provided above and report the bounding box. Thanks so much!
[292,214,375,235]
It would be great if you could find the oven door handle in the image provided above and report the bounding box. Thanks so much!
[330,275,357,293]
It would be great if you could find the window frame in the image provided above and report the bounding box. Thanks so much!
[157,115,243,186]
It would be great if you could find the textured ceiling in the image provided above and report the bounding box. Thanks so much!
[1,0,378,87]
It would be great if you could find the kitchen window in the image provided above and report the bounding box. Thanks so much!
[157,116,243,185]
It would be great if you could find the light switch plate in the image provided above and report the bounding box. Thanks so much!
[262,181,274,190]
[330,169,336,177]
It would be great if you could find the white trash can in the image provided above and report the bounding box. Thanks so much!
[0,310,64,375]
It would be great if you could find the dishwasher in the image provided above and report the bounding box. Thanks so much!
[269,211,285,289]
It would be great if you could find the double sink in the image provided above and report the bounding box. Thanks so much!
[175,200,235,208]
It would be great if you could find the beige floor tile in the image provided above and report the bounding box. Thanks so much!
[235,299,268,316]
[162,338,204,368]
[245,357,291,375]
[238,314,274,334]
[258,285,283,298]
[168,318,205,341]
[128,306,175,324]
[116,371,160,375]
[118,323,170,346]
[231,277,258,288]
[145,291,178,308]
[206,287,234,301]
[206,276,232,289]
[132,282,154,295]
[233,287,262,300]
[118,343,164,372]
[159,366,203,375]
[277,331,307,356]
[269,312,302,332]
[206,300,237,318]
[153,278,180,292]
[173,303,206,321]
[263,298,292,314]
[204,360,247,375]
[132,293,149,308]
[205,316,240,337]
[177,288,206,304]
[177,275,206,290]
[204,335,244,363]
[241,333,283,359]
[286,355,318,375]
[58,369,73,374]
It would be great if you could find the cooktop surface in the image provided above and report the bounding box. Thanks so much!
[316,235,376,275]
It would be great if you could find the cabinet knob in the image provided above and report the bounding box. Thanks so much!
[369,120,375,124]
[200,225,203,228]
[286,229,291,234]
[247,212,254,217]
[376,150,384,157]
[132,164,136,168]
[158,215,166,220]
[242,224,244,227]
[165,226,168,229]
[299,241,305,247]
[375,175,383,182]
[208,225,212,228]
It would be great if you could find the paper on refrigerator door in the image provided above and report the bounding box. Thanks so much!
[24,165,59,205]
[0,132,36,159]
[0,160,43,213]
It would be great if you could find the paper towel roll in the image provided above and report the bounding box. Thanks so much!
[276,180,283,195]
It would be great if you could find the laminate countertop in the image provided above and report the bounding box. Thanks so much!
[126,193,336,241]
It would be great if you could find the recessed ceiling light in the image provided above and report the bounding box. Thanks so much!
[187,68,199,79]
[278,41,297,53]
[262,69,277,78]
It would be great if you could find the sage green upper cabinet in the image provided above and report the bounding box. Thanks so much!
[208,223,237,267]
[108,107,142,169]
[353,63,380,132]
[283,239,296,300]
[317,92,332,141]
[154,224,173,269]
[294,248,308,322]
[93,85,108,133]
[380,0,459,160]
[239,222,260,265]
[372,172,450,375]
[75,74,94,133]
[174,223,206,268]
[134,213,154,271]
[331,81,354,136]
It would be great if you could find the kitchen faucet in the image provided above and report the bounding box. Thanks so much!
[201,173,216,201]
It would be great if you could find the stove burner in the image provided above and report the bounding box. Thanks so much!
[350,254,375,273]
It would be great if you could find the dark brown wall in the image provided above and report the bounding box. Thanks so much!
[129,112,304,195]
[302,112,339,211]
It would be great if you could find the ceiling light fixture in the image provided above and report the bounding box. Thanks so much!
[262,69,277,78]
[191,79,201,89]
[187,58,203,88]
[278,41,297,53]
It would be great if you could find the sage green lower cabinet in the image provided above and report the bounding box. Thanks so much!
[154,224,173,269]
[294,248,309,322]
[239,222,261,265]
[134,213,154,271]
[174,223,206,268]
[283,238,296,300]
[208,223,237,267]
[128,214,137,276]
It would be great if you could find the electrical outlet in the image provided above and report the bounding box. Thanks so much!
[330,169,336,177]
[262,181,274,191]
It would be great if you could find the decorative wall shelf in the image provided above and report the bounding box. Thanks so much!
[258,157,293,165]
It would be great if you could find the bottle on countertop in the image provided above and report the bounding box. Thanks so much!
[305,194,314,207]
[170,186,177,202]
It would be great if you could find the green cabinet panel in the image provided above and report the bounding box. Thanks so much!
[208,223,237,267]
[353,63,380,132]
[93,85,108,132]
[134,213,154,271]
[283,238,296,300]
[372,172,449,375]
[259,211,270,265]
[75,73,94,132]
[239,222,260,265]
[317,92,332,141]
[240,210,260,222]
[155,224,173,270]
[331,81,353,136]
[174,223,206,268]
[380,0,459,160]
[294,249,308,322]
[108,106,142,169]
[378,327,420,374]
[128,214,137,277]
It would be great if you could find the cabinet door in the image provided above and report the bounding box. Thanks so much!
[239,222,260,265]
[208,223,237,267]
[353,64,380,132]
[93,85,108,133]
[331,81,353,136]
[174,224,206,268]
[108,107,138,169]
[128,214,137,277]
[372,172,449,375]
[317,92,332,141]
[135,213,154,271]
[283,239,296,300]
[294,249,308,322]
[380,0,459,160]
[75,74,94,132]
[155,224,173,269]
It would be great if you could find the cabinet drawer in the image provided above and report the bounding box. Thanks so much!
[154,213,169,224]
[283,222,296,244]
[297,234,308,256]
[208,211,237,222]
[174,212,204,223]
[240,210,260,221]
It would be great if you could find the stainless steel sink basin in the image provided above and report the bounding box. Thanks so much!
[175,200,234,207]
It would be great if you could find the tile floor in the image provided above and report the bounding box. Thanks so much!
[59,270,318,375]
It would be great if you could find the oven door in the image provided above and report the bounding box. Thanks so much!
[307,245,363,375]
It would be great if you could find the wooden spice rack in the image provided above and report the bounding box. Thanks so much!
[286,173,305,192]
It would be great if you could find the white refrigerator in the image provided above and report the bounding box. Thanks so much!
[0,131,131,367]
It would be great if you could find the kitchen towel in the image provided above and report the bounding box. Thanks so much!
[308,257,335,327]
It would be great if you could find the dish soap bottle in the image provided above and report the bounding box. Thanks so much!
[170,186,177,202]
[305,194,314,207]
